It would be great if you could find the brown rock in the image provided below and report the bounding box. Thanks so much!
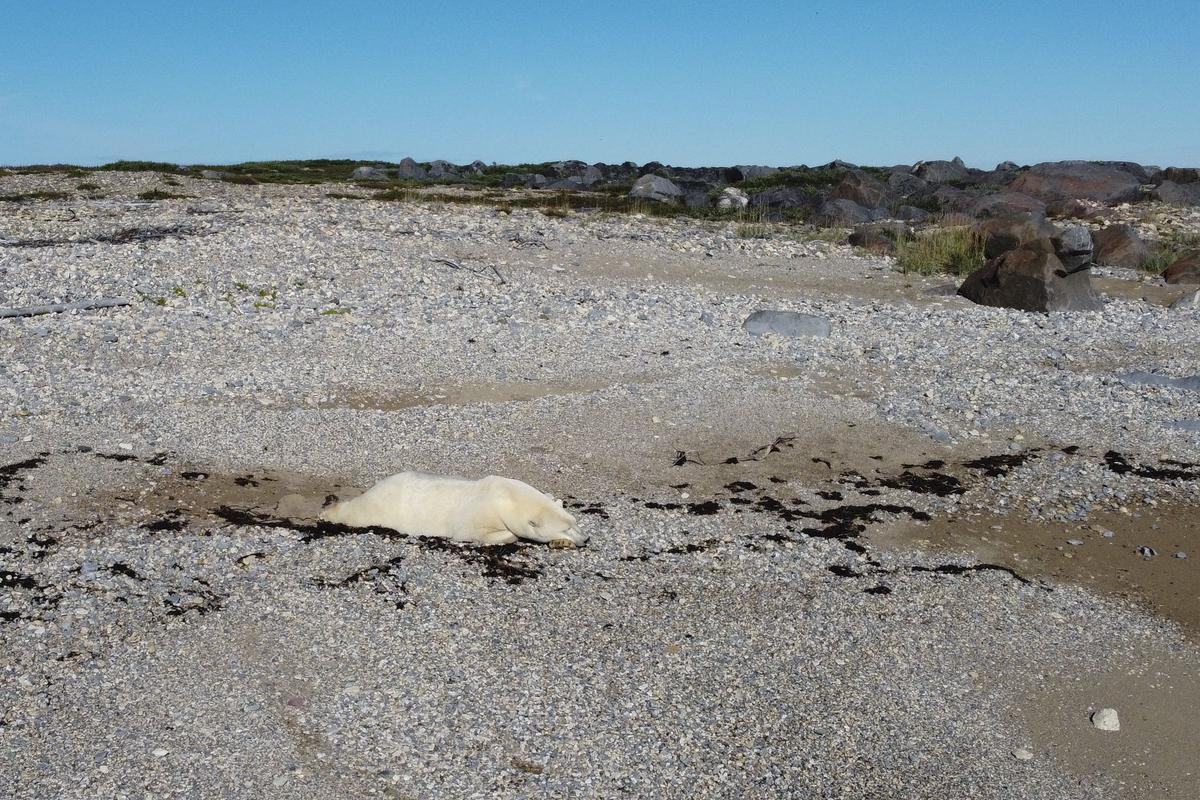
[1092,224,1153,268]
[1008,161,1142,205]
[958,240,1103,312]
[1163,251,1200,284]
[829,170,887,208]
[975,213,1058,259]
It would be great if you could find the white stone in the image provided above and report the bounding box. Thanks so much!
[1091,708,1120,731]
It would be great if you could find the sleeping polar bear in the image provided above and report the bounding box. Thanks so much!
[320,472,587,547]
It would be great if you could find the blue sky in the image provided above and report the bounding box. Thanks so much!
[3,1,1198,168]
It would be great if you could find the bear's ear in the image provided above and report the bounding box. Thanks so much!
[555,498,564,508]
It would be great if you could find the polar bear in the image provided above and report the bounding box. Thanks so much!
[320,472,587,547]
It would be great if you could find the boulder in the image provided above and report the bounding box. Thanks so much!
[199,170,228,180]
[1151,167,1200,184]
[638,161,667,177]
[958,240,1103,312]
[545,177,585,191]
[350,166,390,180]
[895,205,932,223]
[933,185,975,213]
[887,171,930,200]
[742,310,831,338]
[849,222,908,254]
[812,198,886,227]
[968,192,1047,218]
[629,174,682,204]
[913,157,969,184]
[427,160,458,179]
[829,170,887,208]
[1092,224,1152,268]
[975,213,1058,259]
[736,165,779,180]
[1162,251,1200,284]
[716,187,750,210]
[1150,181,1200,206]
[1172,290,1200,308]
[749,187,819,211]
[1051,225,1094,271]
[1007,161,1142,204]
[397,157,427,180]
[580,165,604,186]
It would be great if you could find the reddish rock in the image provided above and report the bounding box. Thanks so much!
[1162,251,1200,284]
[958,240,1103,312]
[1008,161,1142,205]
[829,170,888,208]
[1092,224,1153,268]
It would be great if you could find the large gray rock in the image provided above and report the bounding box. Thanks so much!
[913,157,970,184]
[397,157,427,180]
[829,170,887,208]
[749,187,819,212]
[742,310,831,338]
[968,192,1046,218]
[716,187,750,210]
[887,171,930,200]
[737,165,780,180]
[1092,224,1152,268]
[1150,180,1200,206]
[812,198,885,227]
[1007,161,1142,205]
[958,240,1103,312]
[629,174,683,204]
[1052,225,1094,271]
[1120,371,1200,391]
[1171,290,1200,309]
[895,205,932,223]
[427,160,457,179]
[580,165,604,186]
[351,166,390,180]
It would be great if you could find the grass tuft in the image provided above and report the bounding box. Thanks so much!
[895,226,986,275]
[137,189,189,201]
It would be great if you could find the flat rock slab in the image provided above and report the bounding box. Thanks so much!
[742,310,831,338]
[1121,371,1200,392]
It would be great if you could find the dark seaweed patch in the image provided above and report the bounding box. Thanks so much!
[144,511,186,532]
[877,470,964,497]
[0,455,47,493]
[724,481,758,493]
[234,476,259,487]
[910,562,1032,585]
[962,451,1035,478]
[828,564,862,578]
[817,490,843,501]
[145,452,168,466]
[95,452,138,463]
[1,570,39,589]
[863,585,892,595]
[180,471,208,481]
[109,562,140,580]
[644,501,683,510]
[686,501,721,516]
[212,506,544,584]
[1103,451,1199,481]
[798,504,931,542]
[669,483,690,489]
[902,459,946,470]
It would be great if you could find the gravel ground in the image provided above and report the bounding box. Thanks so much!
[2,172,1198,798]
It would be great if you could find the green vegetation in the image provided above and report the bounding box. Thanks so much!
[326,192,365,200]
[101,160,189,173]
[0,190,70,202]
[895,226,986,275]
[137,189,189,200]
[1144,231,1200,273]
[76,182,101,191]
[319,307,350,315]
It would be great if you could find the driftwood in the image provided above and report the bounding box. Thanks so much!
[0,298,131,319]
[428,253,507,285]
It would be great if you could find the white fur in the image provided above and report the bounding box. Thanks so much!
[320,472,587,547]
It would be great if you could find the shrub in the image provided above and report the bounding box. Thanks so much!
[137,189,188,200]
[895,226,985,275]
